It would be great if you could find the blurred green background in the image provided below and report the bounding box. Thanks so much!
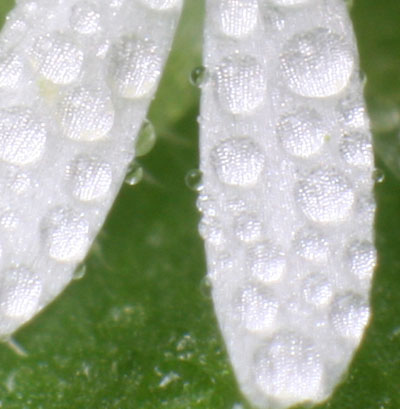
[0,0,399,408]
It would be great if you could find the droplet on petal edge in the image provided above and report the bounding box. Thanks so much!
[200,0,375,408]
[0,0,182,336]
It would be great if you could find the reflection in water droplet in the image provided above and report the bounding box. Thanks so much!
[73,262,87,280]
[190,66,208,87]
[136,119,156,157]
[185,169,203,191]
[125,162,144,186]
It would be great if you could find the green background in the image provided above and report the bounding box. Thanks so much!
[0,0,399,408]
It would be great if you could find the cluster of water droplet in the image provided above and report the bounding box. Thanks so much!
[199,0,375,408]
[0,0,181,336]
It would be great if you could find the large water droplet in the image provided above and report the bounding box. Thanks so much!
[295,168,354,223]
[215,55,266,114]
[280,28,354,98]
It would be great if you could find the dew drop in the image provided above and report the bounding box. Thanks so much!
[217,0,259,39]
[215,55,266,114]
[0,53,23,89]
[42,207,90,263]
[198,217,225,246]
[280,28,354,98]
[125,162,144,186]
[66,155,112,202]
[185,169,203,191]
[70,1,101,35]
[295,168,354,223]
[235,286,278,332]
[58,86,114,141]
[211,137,265,186]
[277,108,327,158]
[294,227,330,263]
[330,293,370,341]
[234,213,262,243]
[346,240,376,281]
[189,66,208,87]
[0,107,47,166]
[109,36,162,99]
[302,273,333,306]
[254,333,324,402]
[247,242,286,284]
[73,262,87,280]
[0,266,41,334]
[30,34,84,84]
[139,0,181,10]
[136,119,156,157]
[373,168,385,184]
[339,132,373,168]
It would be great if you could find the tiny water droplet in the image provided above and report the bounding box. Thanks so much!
[189,66,208,87]
[125,162,144,186]
[185,169,203,191]
[135,119,156,157]
[373,168,385,183]
[73,263,87,280]
[199,276,212,299]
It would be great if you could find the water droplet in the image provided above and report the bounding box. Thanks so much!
[211,137,265,186]
[58,86,114,141]
[66,156,112,201]
[185,169,203,191]
[281,28,354,98]
[0,267,41,335]
[217,0,259,39]
[0,53,23,89]
[125,162,144,186]
[294,227,330,263]
[339,132,373,168]
[73,263,87,280]
[30,34,84,84]
[295,168,355,223]
[277,108,327,158]
[198,217,225,245]
[109,36,162,99]
[189,66,208,87]
[235,286,278,332]
[136,120,156,157]
[42,207,90,263]
[70,1,101,35]
[199,276,212,299]
[215,55,267,114]
[330,293,370,342]
[247,242,286,284]
[0,107,47,166]
[346,240,376,281]
[139,0,181,10]
[234,213,262,243]
[254,333,323,403]
[373,168,385,183]
[302,273,333,306]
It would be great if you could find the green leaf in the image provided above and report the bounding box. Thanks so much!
[0,0,399,408]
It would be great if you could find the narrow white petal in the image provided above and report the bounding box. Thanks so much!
[0,0,182,336]
[199,0,375,408]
